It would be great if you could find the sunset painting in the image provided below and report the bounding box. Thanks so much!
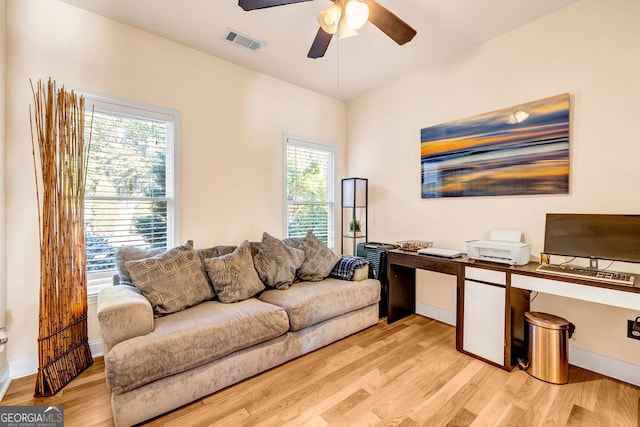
[421,93,570,198]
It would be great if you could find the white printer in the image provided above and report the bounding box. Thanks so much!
[465,229,531,266]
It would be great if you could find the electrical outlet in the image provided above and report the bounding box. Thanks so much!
[627,320,640,341]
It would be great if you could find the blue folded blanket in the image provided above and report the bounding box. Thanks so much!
[329,256,369,281]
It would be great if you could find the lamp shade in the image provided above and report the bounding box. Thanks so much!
[342,177,367,208]
[345,0,369,30]
[338,13,359,39]
[318,3,341,34]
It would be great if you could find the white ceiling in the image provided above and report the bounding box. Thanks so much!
[57,0,578,101]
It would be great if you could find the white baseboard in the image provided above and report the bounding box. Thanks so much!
[8,339,103,380]
[8,354,37,379]
[414,304,639,386]
[415,303,456,326]
[0,362,11,400]
[90,339,103,359]
[569,346,640,387]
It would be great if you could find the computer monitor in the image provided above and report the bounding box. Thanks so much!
[543,213,640,264]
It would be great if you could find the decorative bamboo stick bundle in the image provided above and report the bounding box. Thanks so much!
[30,78,93,397]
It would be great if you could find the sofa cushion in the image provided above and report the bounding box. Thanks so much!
[126,241,215,316]
[116,245,164,285]
[296,231,341,281]
[259,277,380,331]
[204,240,265,303]
[253,232,305,290]
[105,298,290,395]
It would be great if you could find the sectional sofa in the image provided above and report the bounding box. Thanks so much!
[97,232,381,426]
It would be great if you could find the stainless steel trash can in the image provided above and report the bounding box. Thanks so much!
[524,312,573,384]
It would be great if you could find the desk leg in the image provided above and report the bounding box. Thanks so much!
[456,273,464,352]
[387,263,416,323]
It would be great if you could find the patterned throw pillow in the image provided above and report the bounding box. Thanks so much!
[282,237,303,249]
[196,245,237,292]
[115,245,164,285]
[204,240,265,303]
[296,231,341,281]
[196,245,237,265]
[126,241,215,316]
[253,232,305,290]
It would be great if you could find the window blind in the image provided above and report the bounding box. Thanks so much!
[285,138,335,247]
[83,98,177,277]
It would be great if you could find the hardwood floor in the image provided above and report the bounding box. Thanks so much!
[3,315,639,426]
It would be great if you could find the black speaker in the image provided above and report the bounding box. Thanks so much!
[356,242,397,318]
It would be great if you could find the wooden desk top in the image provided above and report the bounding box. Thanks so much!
[387,249,640,295]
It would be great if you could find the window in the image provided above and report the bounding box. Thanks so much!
[83,93,179,292]
[284,136,336,248]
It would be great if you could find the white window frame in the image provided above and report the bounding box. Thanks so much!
[282,134,337,249]
[80,91,181,300]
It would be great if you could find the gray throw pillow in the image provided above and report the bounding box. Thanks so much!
[116,245,164,285]
[253,232,305,290]
[204,240,265,303]
[196,245,237,265]
[297,231,341,281]
[196,245,237,292]
[282,237,303,249]
[126,241,215,316]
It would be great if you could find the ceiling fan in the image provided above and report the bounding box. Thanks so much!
[238,0,417,59]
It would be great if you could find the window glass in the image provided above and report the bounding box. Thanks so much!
[83,94,179,290]
[285,137,336,248]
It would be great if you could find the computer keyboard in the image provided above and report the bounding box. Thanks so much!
[536,264,635,286]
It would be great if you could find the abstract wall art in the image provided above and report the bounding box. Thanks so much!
[420,93,570,198]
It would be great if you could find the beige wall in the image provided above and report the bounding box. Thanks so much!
[0,0,7,370]
[347,0,640,365]
[4,0,346,362]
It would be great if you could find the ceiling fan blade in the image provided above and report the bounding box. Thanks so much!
[238,0,313,11]
[363,0,417,45]
[307,28,333,59]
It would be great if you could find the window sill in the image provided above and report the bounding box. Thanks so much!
[87,276,114,305]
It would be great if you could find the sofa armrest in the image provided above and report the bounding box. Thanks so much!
[351,265,370,281]
[97,285,154,355]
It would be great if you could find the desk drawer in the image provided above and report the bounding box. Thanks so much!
[465,266,506,285]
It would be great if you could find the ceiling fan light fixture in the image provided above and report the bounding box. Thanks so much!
[338,10,359,39]
[345,0,369,30]
[318,3,341,34]
[338,26,358,39]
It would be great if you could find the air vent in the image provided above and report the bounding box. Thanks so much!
[223,28,264,52]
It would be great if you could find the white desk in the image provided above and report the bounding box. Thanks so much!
[511,273,640,310]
